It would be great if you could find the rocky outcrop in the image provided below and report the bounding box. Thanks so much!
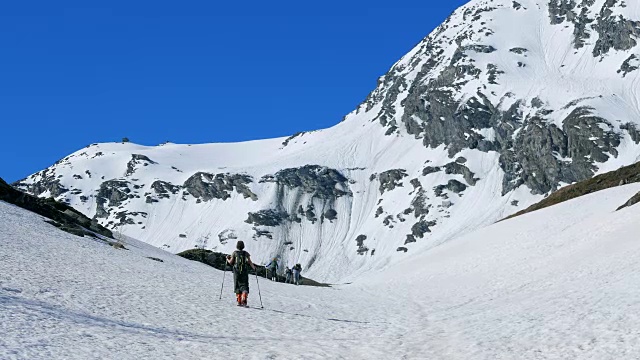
[245,209,289,227]
[13,168,69,198]
[355,235,368,255]
[0,177,112,239]
[378,169,408,194]
[411,220,437,238]
[183,172,257,202]
[151,180,180,199]
[618,55,640,77]
[617,191,640,211]
[262,165,351,199]
[125,154,157,177]
[95,180,133,218]
[444,162,478,186]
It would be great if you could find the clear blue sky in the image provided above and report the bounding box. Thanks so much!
[1,0,468,183]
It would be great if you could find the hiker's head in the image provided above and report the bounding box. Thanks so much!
[236,240,245,250]
[273,257,277,261]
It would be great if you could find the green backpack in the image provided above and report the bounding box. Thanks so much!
[234,250,248,274]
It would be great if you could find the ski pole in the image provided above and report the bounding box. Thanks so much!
[255,272,264,309]
[219,260,228,300]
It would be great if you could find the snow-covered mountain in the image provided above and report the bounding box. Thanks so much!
[15,0,640,282]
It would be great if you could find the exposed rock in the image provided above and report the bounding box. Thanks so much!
[444,162,478,185]
[621,122,640,144]
[396,247,408,253]
[435,180,468,196]
[323,209,338,221]
[411,189,430,218]
[356,235,368,255]
[125,154,157,177]
[218,229,237,244]
[404,234,417,245]
[0,177,112,239]
[262,165,351,199]
[282,132,307,147]
[411,220,436,238]
[592,4,640,57]
[95,180,132,218]
[13,169,69,198]
[245,209,289,227]
[183,172,257,202]
[617,191,640,211]
[509,47,528,54]
[618,55,640,77]
[422,166,442,176]
[151,180,180,199]
[378,169,408,194]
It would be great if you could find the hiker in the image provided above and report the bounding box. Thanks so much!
[292,263,302,285]
[266,257,279,281]
[285,267,292,284]
[226,240,256,306]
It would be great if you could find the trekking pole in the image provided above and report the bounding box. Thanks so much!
[254,272,264,309]
[219,260,228,300]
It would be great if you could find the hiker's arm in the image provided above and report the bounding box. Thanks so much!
[226,255,234,265]
[248,256,256,270]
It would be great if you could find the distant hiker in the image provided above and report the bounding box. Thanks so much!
[285,267,292,284]
[226,240,256,306]
[266,257,279,281]
[292,263,302,285]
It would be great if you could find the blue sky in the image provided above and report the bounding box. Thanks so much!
[0,0,468,183]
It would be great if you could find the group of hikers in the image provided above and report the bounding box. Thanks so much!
[225,240,303,307]
[266,257,303,285]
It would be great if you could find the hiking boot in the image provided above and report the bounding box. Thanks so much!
[236,294,243,306]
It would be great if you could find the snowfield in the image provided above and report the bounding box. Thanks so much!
[3,183,640,359]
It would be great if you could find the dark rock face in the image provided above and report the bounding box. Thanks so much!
[95,180,132,218]
[245,209,289,227]
[13,168,69,199]
[396,247,408,253]
[621,123,640,144]
[125,154,157,177]
[411,220,436,238]
[444,162,478,185]
[618,55,640,77]
[592,3,640,57]
[217,229,237,244]
[151,180,180,199]
[0,177,112,239]
[323,209,338,221]
[183,172,257,202]
[263,165,351,199]
[617,191,640,211]
[378,169,408,194]
[411,189,430,218]
[435,180,468,196]
[404,234,417,245]
[356,235,368,255]
[422,166,442,176]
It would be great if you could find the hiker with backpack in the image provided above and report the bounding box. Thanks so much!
[226,240,256,307]
[292,263,302,285]
[266,257,279,281]
[285,267,292,284]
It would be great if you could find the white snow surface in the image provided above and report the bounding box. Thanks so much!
[3,183,640,359]
[15,0,640,284]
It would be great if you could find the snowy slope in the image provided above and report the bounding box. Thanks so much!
[15,0,640,283]
[3,183,640,359]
